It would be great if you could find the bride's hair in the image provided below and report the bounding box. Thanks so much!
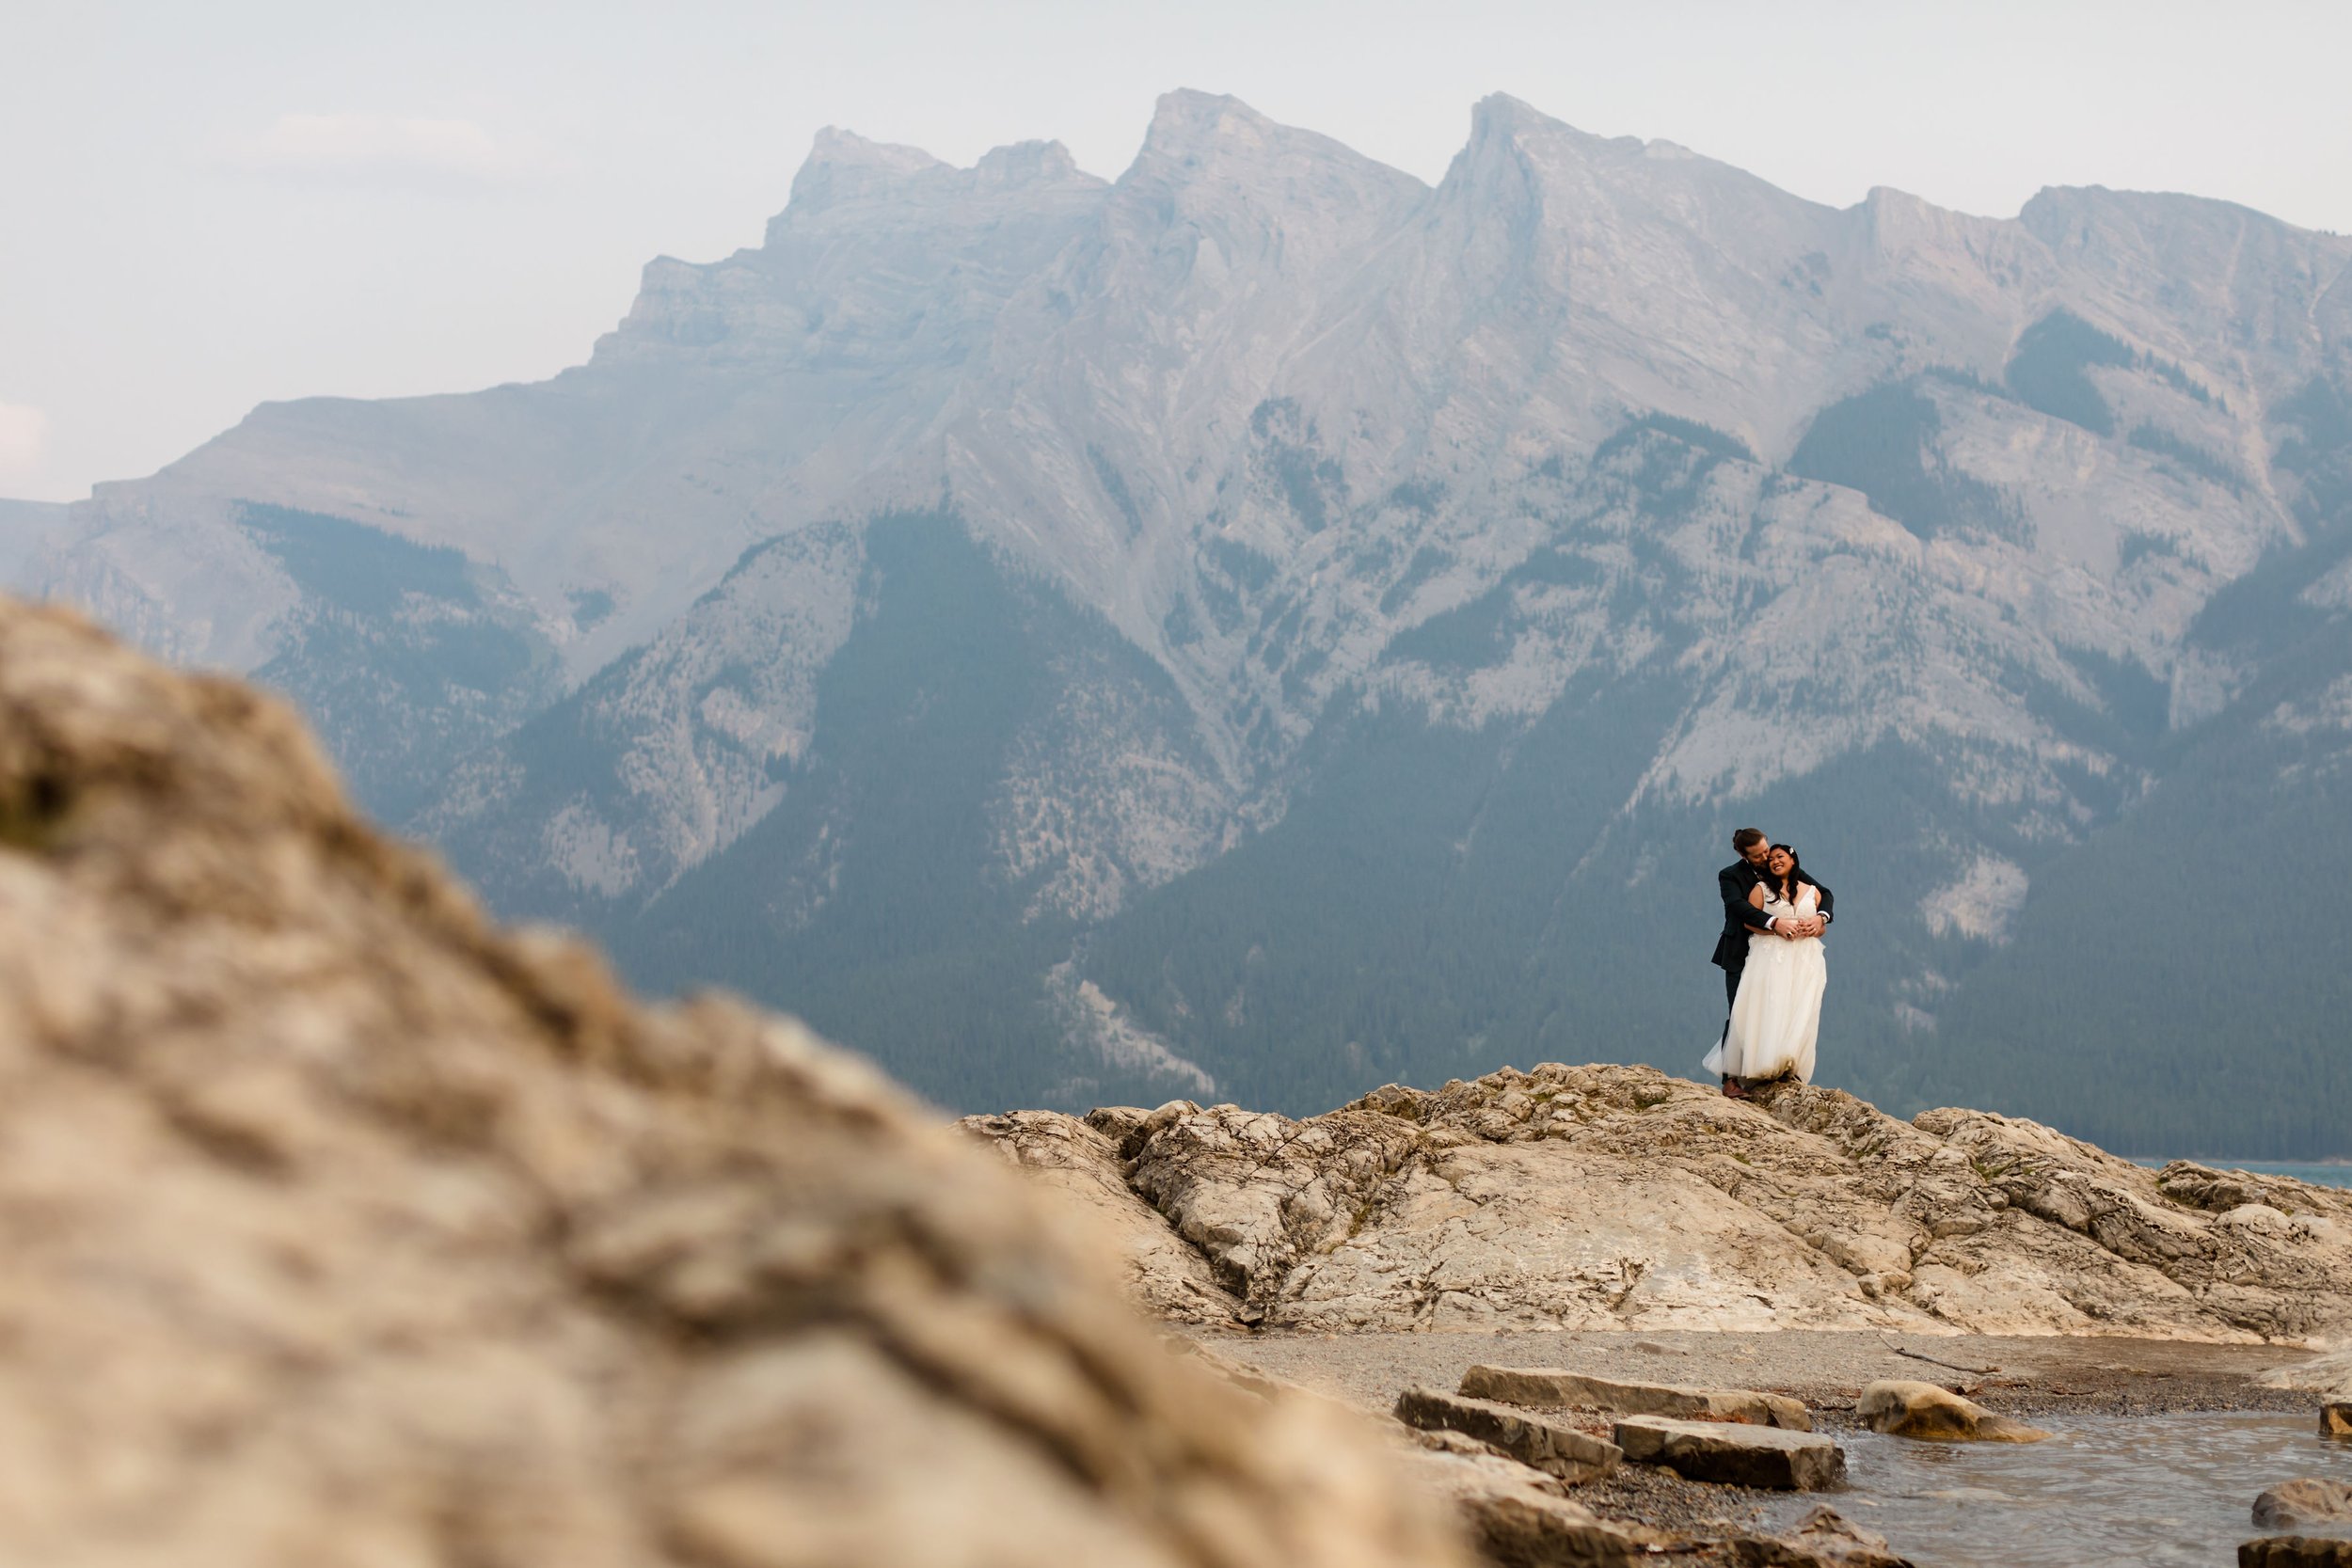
[1769,845,1801,903]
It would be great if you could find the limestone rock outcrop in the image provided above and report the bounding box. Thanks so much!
[0,600,1469,1568]
[965,1067,2352,1339]
[963,1107,1251,1325]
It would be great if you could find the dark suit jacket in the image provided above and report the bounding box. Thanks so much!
[1710,860,1836,969]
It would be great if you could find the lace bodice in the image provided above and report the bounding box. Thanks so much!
[1758,881,1818,922]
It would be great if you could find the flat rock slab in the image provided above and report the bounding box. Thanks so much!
[1396,1386,1622,1482]
[1613,1416,1846,1492]
[2257,1479,2352,1528]
[1462,1365,1811,1431]
[2242,1539,2352,1567]
[1856,1379,2050,1442]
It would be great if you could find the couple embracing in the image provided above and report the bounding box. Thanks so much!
[1703,827,1835,1099]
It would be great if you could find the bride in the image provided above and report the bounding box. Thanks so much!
[1703,845,1826,1092]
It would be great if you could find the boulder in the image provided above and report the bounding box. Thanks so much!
[2242,1539,2352,1567]
[0,600,1473,1568]
[1611,1416,1846,1491]
[1731,1505,1915,1566]
[2324,1402,2352,1439]
[1856,1379,2052,1442]
[2257,1479,2352,1528]
[2262,1348,2352,1399]
[1461,1366,1811,1430]
[1395,1387,1623,1482]
[1391,1431,1666,1567]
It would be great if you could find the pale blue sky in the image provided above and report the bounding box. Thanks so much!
[5,0,2346,500]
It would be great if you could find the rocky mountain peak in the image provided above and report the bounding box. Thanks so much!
[785,125,950,210]
[972,136,1100,192]
[1121,88,1425,216]
[24,90,2352,1155]
[1133,87,1278,165]
[761,128,1108,255]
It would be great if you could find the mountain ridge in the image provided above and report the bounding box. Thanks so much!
[16,90,2352,1151]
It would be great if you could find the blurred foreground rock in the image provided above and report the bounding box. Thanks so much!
[0,598,1471,1567]
[969,1070,2352,1339]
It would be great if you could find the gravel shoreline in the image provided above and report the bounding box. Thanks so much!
[1179,1326,2331,1545]
[1182,1324,2323,1418]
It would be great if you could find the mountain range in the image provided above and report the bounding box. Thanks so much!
[14,90,2352,1154]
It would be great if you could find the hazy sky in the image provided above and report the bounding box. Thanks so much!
[5,0,2347,501]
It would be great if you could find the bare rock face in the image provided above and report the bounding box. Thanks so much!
[0,600,1470,1568]
[1854,1381,2051,1443]
[2255,1479,2352,1528]
[968,1066,2352,1338]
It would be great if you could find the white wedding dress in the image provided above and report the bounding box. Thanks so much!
[1702,882,1825,1084]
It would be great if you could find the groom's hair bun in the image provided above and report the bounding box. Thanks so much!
[1732,827,1766,852]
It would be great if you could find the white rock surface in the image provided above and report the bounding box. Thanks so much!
[966,1064,2352,1340]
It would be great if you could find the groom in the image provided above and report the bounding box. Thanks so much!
[1711,828,1833,1089]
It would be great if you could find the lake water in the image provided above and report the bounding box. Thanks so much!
[1763,1411,2352,1567]
[2135,1159,2352,1190]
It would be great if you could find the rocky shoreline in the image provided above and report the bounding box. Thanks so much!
[1193,1327,2330,1422]
[965,1066,2352,1344]
[966,1071,2352,1561]
[1171,1328,2352,1564]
